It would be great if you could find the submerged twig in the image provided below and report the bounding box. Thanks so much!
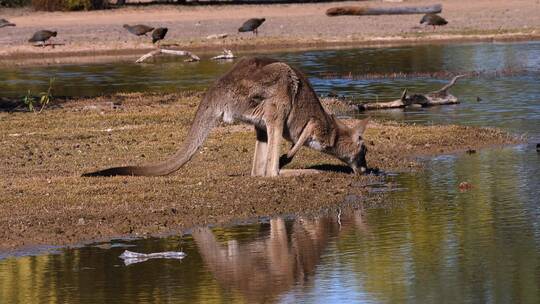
[211,49,236,60]
[337,208,342,230]
[320,68,532,80]
[136,49,200,63]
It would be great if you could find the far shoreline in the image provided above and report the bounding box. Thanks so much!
[2,31,539,67]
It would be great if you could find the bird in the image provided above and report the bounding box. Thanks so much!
[420,13,448,30]
[0,18,16,28]
[152,27,168,45]
[123,24,154,36]
[238,18,265,36]
[28,30,57,47]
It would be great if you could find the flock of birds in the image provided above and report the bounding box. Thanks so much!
[0,13,447,47]
[123,24,169,44]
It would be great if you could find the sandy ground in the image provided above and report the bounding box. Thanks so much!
[0,93,520,251]
[1,0,540,63]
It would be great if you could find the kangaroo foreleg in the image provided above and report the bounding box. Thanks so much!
[251,127,268,176]
[288,119,316,159]
[279,119,315,169]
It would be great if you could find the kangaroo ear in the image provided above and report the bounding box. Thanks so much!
[353,117,370,141]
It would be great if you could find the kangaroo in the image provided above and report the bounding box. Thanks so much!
[82,56,369,177]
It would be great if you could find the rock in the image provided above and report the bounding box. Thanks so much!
[458,182,472,191]
[77,218,86,226]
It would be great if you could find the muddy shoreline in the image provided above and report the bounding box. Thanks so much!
[4,32,540,67]
[3,32,540,67]
[0,93,521,252]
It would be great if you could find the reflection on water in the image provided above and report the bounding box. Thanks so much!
[1,145,539,303]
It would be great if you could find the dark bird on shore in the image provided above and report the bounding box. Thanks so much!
[420,13,448,30]
[152,27,168,44]
[28,30,57,46]
[0,18,16,28]
[238,18,265,35]
[123,24,154,36]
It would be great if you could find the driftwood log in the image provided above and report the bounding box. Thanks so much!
[326,4,442,16]
[358,75,465,111]
[135,49,200,63]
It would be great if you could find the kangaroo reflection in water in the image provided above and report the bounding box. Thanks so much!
[191,210,368,302]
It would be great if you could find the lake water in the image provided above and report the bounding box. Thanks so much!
[1,42,539,303]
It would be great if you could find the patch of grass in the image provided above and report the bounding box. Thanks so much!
[31,0,108,11]
[0,0,30,7]
[22,77,55,113]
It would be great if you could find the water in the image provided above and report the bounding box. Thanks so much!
[2,42,539,136]
[1,42,539,303]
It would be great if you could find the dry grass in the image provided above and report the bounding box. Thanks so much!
[0,93,519,250]
[31,0,108,11]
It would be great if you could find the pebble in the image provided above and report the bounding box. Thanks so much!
[459,182,472,191]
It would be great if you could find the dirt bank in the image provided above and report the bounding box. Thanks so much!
[0,92,520,251]
[1,0,539,64]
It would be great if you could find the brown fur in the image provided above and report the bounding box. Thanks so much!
[82,57,369,177]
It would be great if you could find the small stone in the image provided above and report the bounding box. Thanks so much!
[77,218,86,226]
[459,182,472,191]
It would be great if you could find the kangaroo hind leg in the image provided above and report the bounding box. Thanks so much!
[265,113,285,177]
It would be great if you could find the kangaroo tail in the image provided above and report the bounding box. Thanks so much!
[82,99,221,177]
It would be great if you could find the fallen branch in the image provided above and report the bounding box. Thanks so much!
[326,4,442,16]
[206,33,229,40]
[211,49,235,60]
[135,49,200,63]
[358,75,465,111]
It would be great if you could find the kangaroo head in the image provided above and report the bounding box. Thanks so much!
[330,117,370,174]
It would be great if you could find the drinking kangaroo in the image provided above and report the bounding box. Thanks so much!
[83,57,369,177]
